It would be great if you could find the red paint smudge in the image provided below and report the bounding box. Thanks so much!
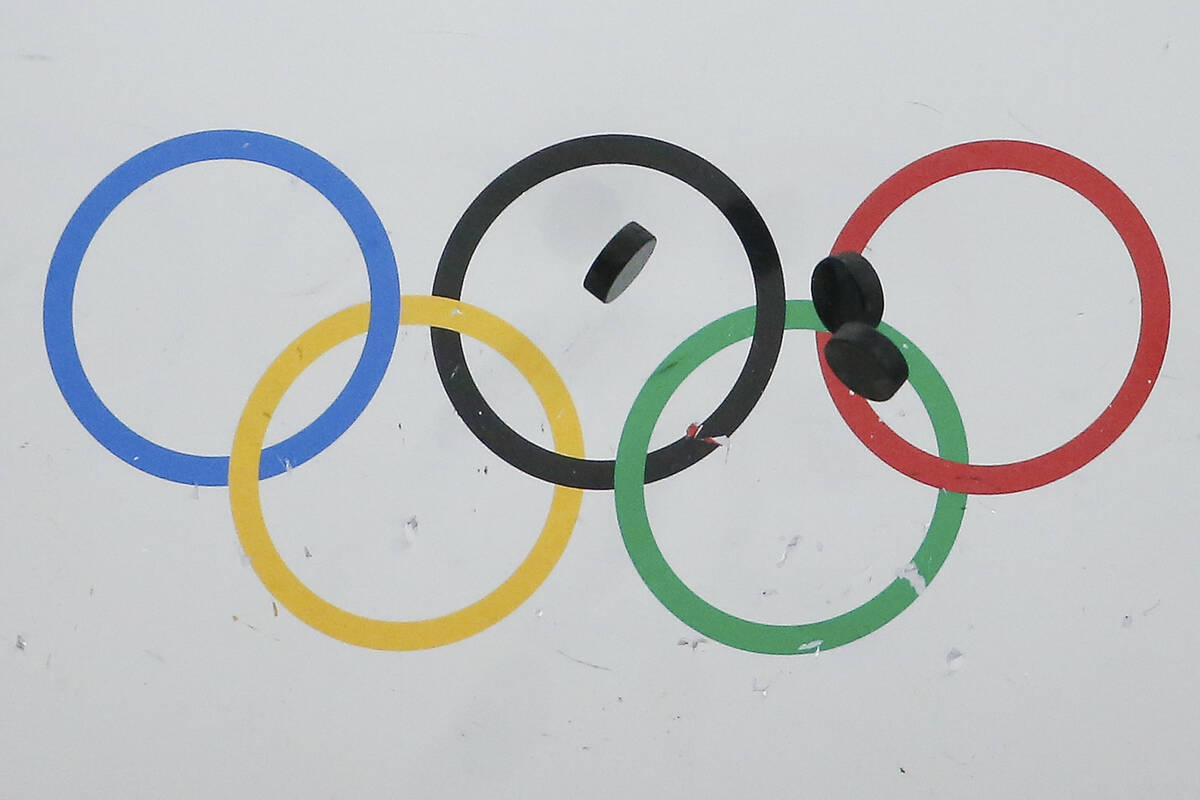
[685,423,725,446]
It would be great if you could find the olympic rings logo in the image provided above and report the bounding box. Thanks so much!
[43,131,1170,654]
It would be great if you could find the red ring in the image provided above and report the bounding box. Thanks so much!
[818,140,1170,494]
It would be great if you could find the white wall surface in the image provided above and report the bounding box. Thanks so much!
[3,2,1197,797]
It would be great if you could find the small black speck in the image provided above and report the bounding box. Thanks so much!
[899,767,906,774]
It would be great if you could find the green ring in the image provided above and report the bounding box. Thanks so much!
[614,300,969,654]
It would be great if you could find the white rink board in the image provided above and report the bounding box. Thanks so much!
[3,3,1198,798]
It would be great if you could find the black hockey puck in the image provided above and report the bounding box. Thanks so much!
[811,251,884,332]
[584,221,657,303]
[823,321,909,401]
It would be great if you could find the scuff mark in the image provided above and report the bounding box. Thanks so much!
[400,516,419,550]
[777,535,801,566]
[946,647,965,673]
[676,636,706,650]
[143,649,166,664]
[15,635,27,651]
[796,639,823,655]
[304,546,312,559]
[751,677,769,697]
[897,562,927,595]
[555,649,612,672]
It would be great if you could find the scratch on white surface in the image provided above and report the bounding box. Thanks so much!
[897,562,927,595]
[946,648,965,672]
[191,483,199,500]
[1142,599,1161,616]
[281,278,334,298]
[555,649,612,672]
[143,649,166,664]
[905,99,943,114]
[15,635,27,651]
[1007,108,1038,134]
[676,637,706,650]
[232,615,281,642]
[751,677,769,697]
[304,546,312,559]
[407,29,477,38]
[796,639,823,655]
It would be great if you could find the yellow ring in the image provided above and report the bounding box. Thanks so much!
[228,296,585,650]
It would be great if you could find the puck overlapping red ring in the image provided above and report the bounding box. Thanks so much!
[431,134,786,490]
[818,140,1170,494]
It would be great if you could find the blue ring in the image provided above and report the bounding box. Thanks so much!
[43,130,401,486]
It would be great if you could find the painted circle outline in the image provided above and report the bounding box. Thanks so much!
[614,300,968,654]
[820,140,1170,494]
[43,129,401,486]
[229,296,584,650]
[431,134,786,490]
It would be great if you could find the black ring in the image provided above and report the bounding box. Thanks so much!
[430,134,786,490]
